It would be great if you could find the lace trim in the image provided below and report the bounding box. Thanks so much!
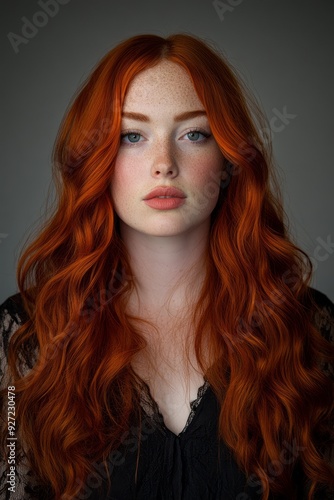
[138,378,210,435]
[1,290,333,497]
[180,380,209,434]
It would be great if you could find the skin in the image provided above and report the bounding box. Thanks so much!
[112,60,224,240]
[111,60,225,434]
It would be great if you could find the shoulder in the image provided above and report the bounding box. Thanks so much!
[0,293,34,385]
[0,293,28,360]
[308,287,334,344]
[307,287,334,382]
[0,296,43,499]
[309,286,334,311]
[0,292,28,321]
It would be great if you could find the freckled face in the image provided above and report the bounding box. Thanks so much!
[111,60,224,238]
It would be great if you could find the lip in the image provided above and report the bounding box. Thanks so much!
[143,186,186,200]
[143,186,186,210]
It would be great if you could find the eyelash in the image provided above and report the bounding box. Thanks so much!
[120,128,211,145]
[185,128,211,142]
[120,130,142,144]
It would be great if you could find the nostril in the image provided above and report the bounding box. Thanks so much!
[151,162,178,178]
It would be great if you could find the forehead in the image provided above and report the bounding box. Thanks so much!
[123,60,203,110]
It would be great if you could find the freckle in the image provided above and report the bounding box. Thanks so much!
[124,60,203,110]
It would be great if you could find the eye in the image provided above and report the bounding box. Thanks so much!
[121,132,143,144]
[184,130,210,142]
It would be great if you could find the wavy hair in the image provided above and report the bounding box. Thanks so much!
[1,33,333,499]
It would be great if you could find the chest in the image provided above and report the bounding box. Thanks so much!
[128,306,209,434]
[132,340,205,435]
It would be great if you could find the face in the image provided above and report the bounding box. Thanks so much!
[111,60,224,239]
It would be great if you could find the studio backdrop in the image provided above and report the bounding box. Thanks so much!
[1,0,333,302]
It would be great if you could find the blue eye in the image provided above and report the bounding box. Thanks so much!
[121,132,142,143]
[186,130,210,142]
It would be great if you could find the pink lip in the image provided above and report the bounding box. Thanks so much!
[143,186,186,200]
[143,186,186,210]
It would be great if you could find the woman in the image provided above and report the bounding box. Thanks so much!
[0,33,333,499]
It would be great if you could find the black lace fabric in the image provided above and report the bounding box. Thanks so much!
[0,289,333,499]
[0,296,39,499]
[139,377,210,436]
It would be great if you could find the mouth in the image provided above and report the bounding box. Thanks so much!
[143,187,186,210]
[143,186,186,200]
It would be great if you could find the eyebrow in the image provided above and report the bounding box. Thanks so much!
[121,110,207,122]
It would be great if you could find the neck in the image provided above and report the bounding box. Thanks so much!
[120,222,210,315]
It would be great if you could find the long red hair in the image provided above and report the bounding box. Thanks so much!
[1,34,333,498]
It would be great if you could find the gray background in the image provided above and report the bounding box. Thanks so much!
[1,0,333,303]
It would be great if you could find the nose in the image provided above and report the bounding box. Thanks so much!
[150,140,179,179]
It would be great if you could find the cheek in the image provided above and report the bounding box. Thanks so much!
[188,153,223,214]
[191,153,223,191]
[111,159,145,219]
[111,158,133,201]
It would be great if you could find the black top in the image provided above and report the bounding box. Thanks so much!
[0,289,333,500]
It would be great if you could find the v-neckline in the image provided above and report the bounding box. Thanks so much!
[139,378,210,437]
